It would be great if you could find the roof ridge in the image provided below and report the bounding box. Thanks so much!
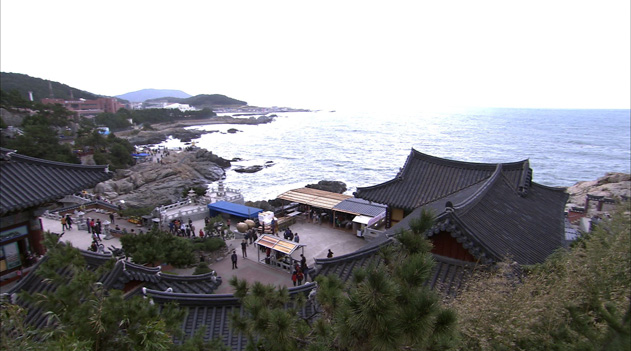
[452,164,504,215]
[410,148,527,170]
[8,152,110,171]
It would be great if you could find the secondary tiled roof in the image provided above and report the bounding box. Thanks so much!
[277,187,352,210]
[7,248,222,330]
[314,236,477,296]
[332,197,387,216]
[354,149,530,210]
[0,148,113,215]
[145,282,319,349]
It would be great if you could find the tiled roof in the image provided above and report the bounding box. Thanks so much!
[354,149,530,210]
[389,166,568,265]
[145,283,319,349]
[0,148,113,215]
[332,197,387,216]
[313,236,477,296]
[7,248,222,330]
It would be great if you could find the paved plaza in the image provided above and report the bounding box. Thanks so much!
[35,212,368,294]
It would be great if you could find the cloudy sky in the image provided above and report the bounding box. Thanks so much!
[1,0,629,110]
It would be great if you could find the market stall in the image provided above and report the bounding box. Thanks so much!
[254,234,305,272]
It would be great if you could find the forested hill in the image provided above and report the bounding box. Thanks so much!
[0,72,101,101]
[145,94,247,108]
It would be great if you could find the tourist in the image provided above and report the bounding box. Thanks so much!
[199,229,204,238]
[86,218,91,234]
[297,269,304,285]
[327,249,334,258]
[109,212,115,224]
[292,270,298,286]
[65,214,73,229]
[61,216,67,231]
[231,250,238,269]
[294,233,300,243]
[241,239,248,258]
[300,254,307,272]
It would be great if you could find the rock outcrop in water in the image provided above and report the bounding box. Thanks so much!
[306,180,347,194]
[93,149,230,209]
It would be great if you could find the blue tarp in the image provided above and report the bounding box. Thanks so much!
[207,201,263,219]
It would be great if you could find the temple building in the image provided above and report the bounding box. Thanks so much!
[354,149,568,265]
[0,147,112,284]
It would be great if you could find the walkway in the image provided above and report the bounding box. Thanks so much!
[35,213,368,295]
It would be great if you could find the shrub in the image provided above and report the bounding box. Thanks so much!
[193,262,212,275]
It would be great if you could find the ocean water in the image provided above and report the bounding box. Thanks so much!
[158,108,631,202]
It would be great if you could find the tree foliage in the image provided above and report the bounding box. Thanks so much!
[120,228,196,268]
[0,233,185,351]
[451,203,631,351]
[228,209,459,351]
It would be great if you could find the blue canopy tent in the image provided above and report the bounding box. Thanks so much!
[207,201,263,219]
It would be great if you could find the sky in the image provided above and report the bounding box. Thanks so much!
[1,0,629,111]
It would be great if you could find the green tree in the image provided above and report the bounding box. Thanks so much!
[120,228,196,268]
[451,203,631,351]
[1,233,186,351]
[229,209,459,351]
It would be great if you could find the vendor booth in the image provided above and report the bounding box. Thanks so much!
[207,201,262,219]
[254,234,305,272]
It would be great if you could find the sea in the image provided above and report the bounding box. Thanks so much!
[157,107,631,202]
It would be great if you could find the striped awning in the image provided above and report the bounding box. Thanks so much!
[277,187,351,210]
[255,234,303,255]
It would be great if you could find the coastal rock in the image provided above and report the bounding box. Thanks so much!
[234,165,264,173]
[306,180,347,194]
[93,149,230,209]
[566,172,631,216]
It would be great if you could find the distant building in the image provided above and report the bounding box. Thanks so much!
[41,97,124,117]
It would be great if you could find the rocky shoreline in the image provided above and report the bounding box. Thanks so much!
[94,149,231,208]
[115,115,274,145]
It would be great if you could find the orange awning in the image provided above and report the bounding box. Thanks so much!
[255,234,303,255]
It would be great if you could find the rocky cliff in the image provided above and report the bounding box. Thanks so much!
[566,172,630,216]
[94,149,230,209]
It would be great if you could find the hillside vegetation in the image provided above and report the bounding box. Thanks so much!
[145,94,247,108]
[0,72,101,102]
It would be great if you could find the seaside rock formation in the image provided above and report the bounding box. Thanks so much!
[566,173,630,205]
[93,149,230,208]
[566,172,630,217]
[115,115,275,145]
[306,180,347,194]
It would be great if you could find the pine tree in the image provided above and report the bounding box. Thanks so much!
[229,209,459,351]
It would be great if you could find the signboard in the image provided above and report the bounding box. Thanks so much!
[1,242,21,270]
[0,225,28,243]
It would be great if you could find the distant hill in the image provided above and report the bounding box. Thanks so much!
[0,72,101,101]
[145,94,247,108]
[116,89,192,102]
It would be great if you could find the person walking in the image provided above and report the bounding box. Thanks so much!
[109,212,115,224]
[61,216,67,231]
[86,218,91,234]
[297,269,304,285]
[292,270,298,286]
[65,214,73,230]
[231,250,238,269]
[241,239,248,258]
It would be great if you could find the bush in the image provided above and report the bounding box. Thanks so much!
[120,229,195,268]
[193,262,212,275]
[192,237,226,252]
